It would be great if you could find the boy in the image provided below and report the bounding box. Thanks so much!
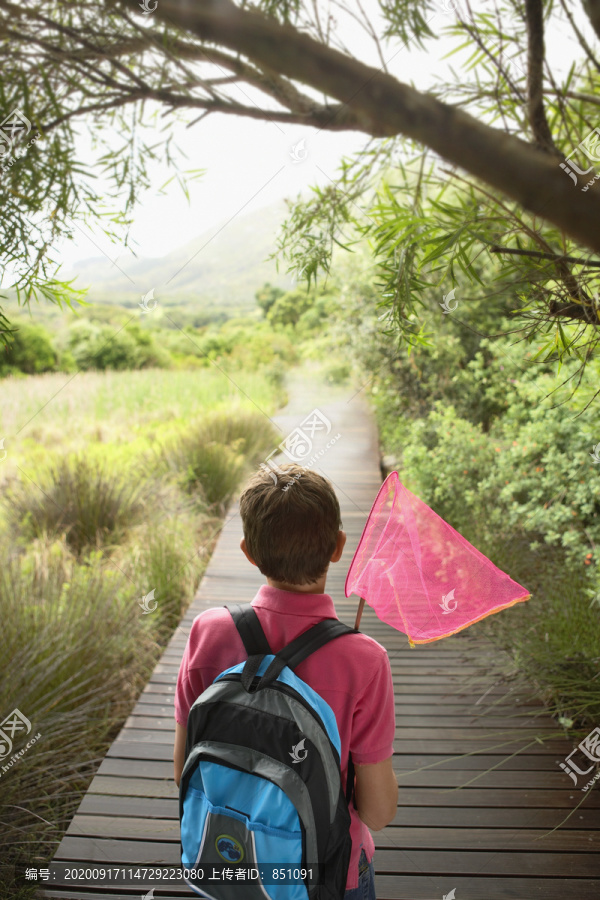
[174,463,398,899]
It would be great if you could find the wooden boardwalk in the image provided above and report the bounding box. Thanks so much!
[44,372,600,899]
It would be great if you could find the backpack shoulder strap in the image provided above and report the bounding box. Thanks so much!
[261,618,358,688]
[226,603,271,655]
[226,604,273,691]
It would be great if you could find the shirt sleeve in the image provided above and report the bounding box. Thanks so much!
[349,650,396,765]
[174,608,246,726]
[174,618,206,726]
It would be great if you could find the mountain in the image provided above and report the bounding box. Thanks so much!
[63,200,295,310]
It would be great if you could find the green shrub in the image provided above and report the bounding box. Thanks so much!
[67,320,171,370]
[267,289,315,329]
[5,455,148,553]
[0,321,57,375]
[324,362,351,385]
[164,408,279,509]
[385,400,600,732]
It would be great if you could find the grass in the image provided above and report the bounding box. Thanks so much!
[0,362,287,898]
[478,535,600,732]
[0,541,158,896]
[0,366,287,480]
[163,407,280,509]
[5,455,149,554]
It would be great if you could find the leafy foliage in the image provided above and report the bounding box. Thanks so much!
[67,320,171,371]
[274,3,600,392]
[0,321,57,375]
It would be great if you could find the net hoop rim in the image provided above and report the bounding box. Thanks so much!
[344,470,399,598]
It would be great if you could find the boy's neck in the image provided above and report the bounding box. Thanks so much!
[266,577,327,594]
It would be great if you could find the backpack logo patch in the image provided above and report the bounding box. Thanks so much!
[289,737,308,763]
[215,835,244,862]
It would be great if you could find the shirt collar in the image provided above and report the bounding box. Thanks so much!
[251,583,337,618]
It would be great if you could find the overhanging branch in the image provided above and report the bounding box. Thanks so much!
[117,0,600,255]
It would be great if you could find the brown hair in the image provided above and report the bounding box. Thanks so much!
[239,463,342,585]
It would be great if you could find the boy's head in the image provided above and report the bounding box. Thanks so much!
[239,463,345,589]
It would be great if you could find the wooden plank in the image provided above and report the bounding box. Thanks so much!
[40,880,600,900]
[107,737,571,760]
[77,793,600,830]
[63,815,599,853]
[373,876,600,900]
[124,712,555,731]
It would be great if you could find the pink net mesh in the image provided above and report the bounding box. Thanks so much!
[345,471,530,644]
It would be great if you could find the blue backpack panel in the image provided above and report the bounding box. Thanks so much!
[179,603,358,899]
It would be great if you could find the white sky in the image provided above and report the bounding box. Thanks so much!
[53,0,584,279]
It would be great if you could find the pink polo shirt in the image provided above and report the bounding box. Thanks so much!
[175,584,396,891]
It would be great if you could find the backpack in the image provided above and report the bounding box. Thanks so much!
[179,603,358,900]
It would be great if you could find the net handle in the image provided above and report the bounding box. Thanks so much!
[354,597,366,631]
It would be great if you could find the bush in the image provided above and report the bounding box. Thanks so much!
[396,399,600,569]
[163,408,279,509]
[385,400,600,732]
[0,321,57,375]
[5,455,148,553]
[67,320,171,370]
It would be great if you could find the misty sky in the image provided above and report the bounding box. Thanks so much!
[54,1,583,284]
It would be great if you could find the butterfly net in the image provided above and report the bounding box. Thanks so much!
[345,471,530,644]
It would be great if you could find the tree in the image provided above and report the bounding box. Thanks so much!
[1,0,600,378]
[255,283,285,318]
[0,321,57,374]
[267,288,315,329]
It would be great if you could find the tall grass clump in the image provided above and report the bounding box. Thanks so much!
[164,407,279,510]
[125,502,221,636]
[5,455,148,554]
[0,541,157,897]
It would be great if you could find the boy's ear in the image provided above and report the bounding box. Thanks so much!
[330,530,346,563]
[240,537,257,567]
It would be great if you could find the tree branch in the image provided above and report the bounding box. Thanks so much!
[582,0,600,42]
[560,0,600,73]
[524,0,558,154]
[491,246,600,267]
[119,0,600,255]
